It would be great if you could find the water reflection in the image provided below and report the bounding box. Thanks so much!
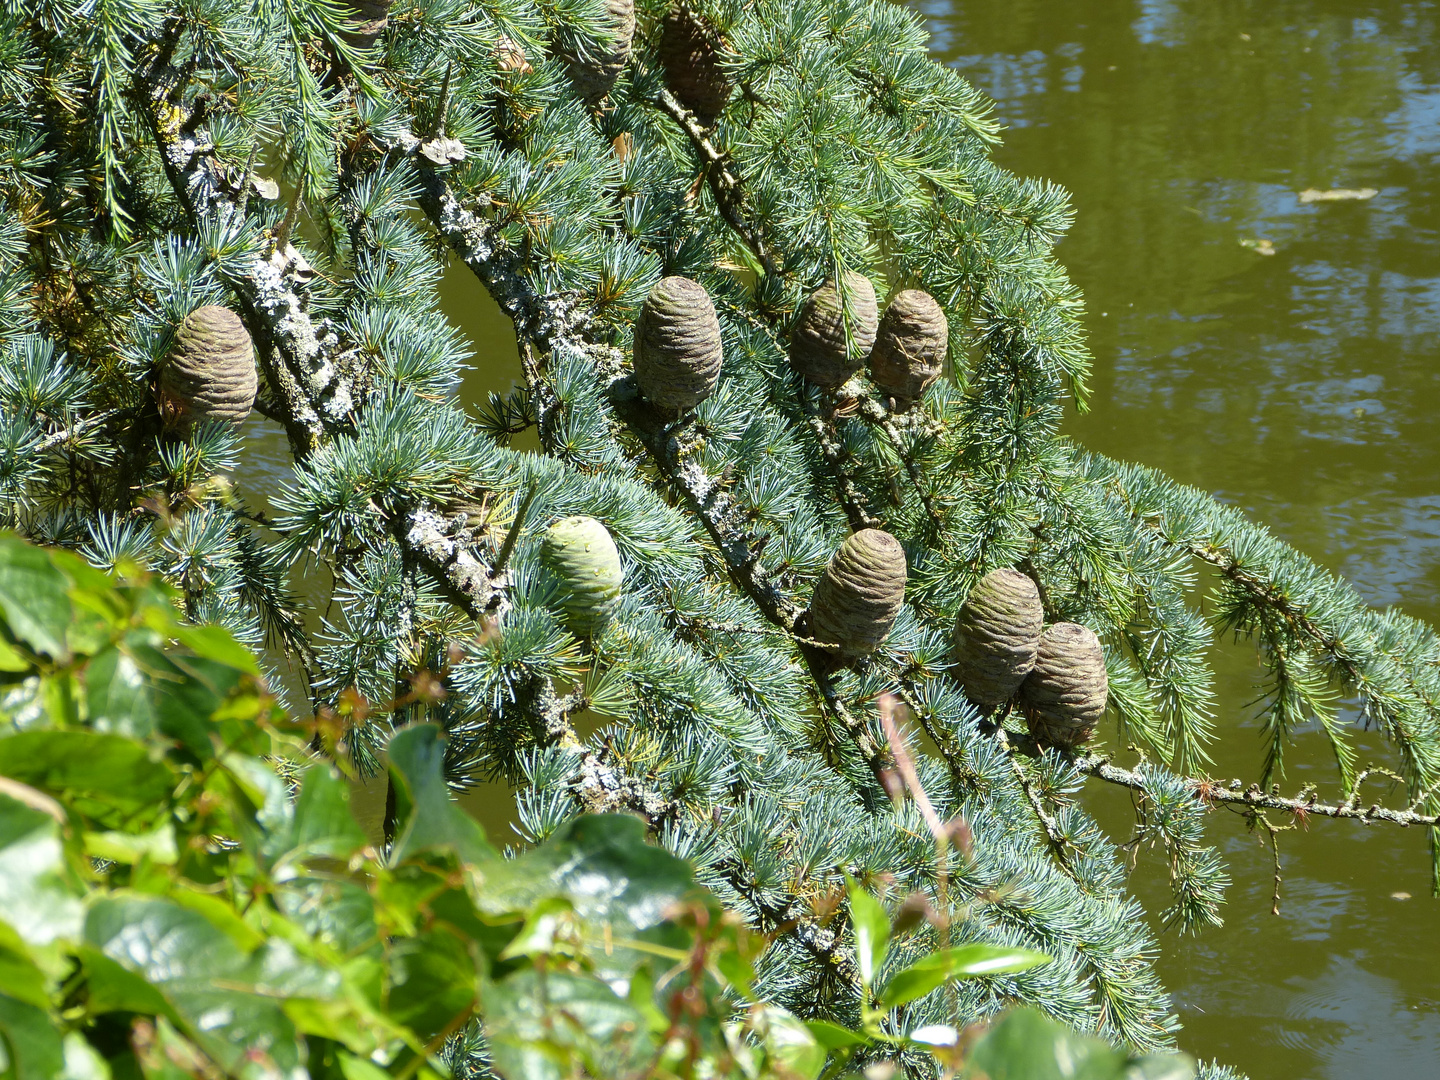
[913,0,1440,1075]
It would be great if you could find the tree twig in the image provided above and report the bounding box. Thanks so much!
[37,409,120,451]
[652,89,778,277]
[996,728,1076,869]
[1073,753,1440,829]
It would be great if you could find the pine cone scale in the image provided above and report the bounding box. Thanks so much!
[340,0,392,51]
[1019,622,1108,749]
[790,271,878,390]
[658,5,733,124]
[158,306,258,431]
[634,276,723,409]
[565,0,636,102]
[541,515,625,637]
[951,568,1043,711]
[869,288,947,408]
[808,528,906,656]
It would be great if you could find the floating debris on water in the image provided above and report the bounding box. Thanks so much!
[1299,187,1379,203]
[1240,238,1277,255]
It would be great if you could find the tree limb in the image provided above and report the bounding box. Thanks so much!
[652,89,778,278]
[1074,753,1440,829]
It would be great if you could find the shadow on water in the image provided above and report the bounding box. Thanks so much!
[911,0,1440,1075]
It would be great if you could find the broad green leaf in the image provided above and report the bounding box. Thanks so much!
[845,876,889,988]
[882,945,1050,1008]
[0,790,83,947]
[498,896,576,960]
[134,1016,216,1080]
[1126,1055,1198,1080]
[61,1032,112,1080]
[162,622,259,676]
[804,1019,869,1050]
[966,1009,1125,1080]
[164,890,265,952]
[52,550,116,659]
[0,635,28,671]
[387,724,495,868]
[84,822,178,865]
[274,878,379,958]
[763,1007,826,1080]
[490,814,693,929]
[0,918,49,1009]
[338,1051,392,1080]
[85,638,260,759]
[714,945,757,1001]
[78,948,173,1017]
[269,764,366,869]
[222,752,293,862]
[83,646,162,741]
[84,895,336,1078]
[0,730,177,821]
[625,963,669,1036]
[384,927,478,1039]
[0,536,71,660]
[0,993,65,1080]
[965,1009,1193,1080]
[486,967,650,1080]
[478,814,698,980]
[153,650,252,758]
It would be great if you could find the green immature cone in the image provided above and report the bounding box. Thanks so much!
[809,528,907,657]
[633,276,723,410]
[869,288,948,409]
[1019,622,1109,749]
[564,0,636,102]
[952,568,1043,712]
[158,306,257,432]
[657,4,733,124]
[789,271,878,390]
[540,516,624,637]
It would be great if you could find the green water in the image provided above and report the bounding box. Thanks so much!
[913,0,1440,1075]
[233,1,1440,1074]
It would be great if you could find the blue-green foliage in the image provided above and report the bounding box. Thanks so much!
[3,0,1431,1075]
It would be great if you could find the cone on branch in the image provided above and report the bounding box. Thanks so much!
[789,271,878,390]
[808,528,907,657]
[869,288,948,409]
[1019,622,1109,749]
[157,306,257,432]
[563,0,636,103]
[657,4,733,125]
[952,568,1043,712]
[633,276,723,410]
[540,515,624,637]
[339,0,392,52]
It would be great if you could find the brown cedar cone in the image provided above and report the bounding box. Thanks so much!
[869,289,948,409]
[158,306,257,432]
[634,276,723,410]
[340,0,392,51]
[951,568,1043,712]
[564,0,636,102]
[657,5,732,124]
[1019,622,1109,749]
[808,528,907,657]
[789,271,878,390]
